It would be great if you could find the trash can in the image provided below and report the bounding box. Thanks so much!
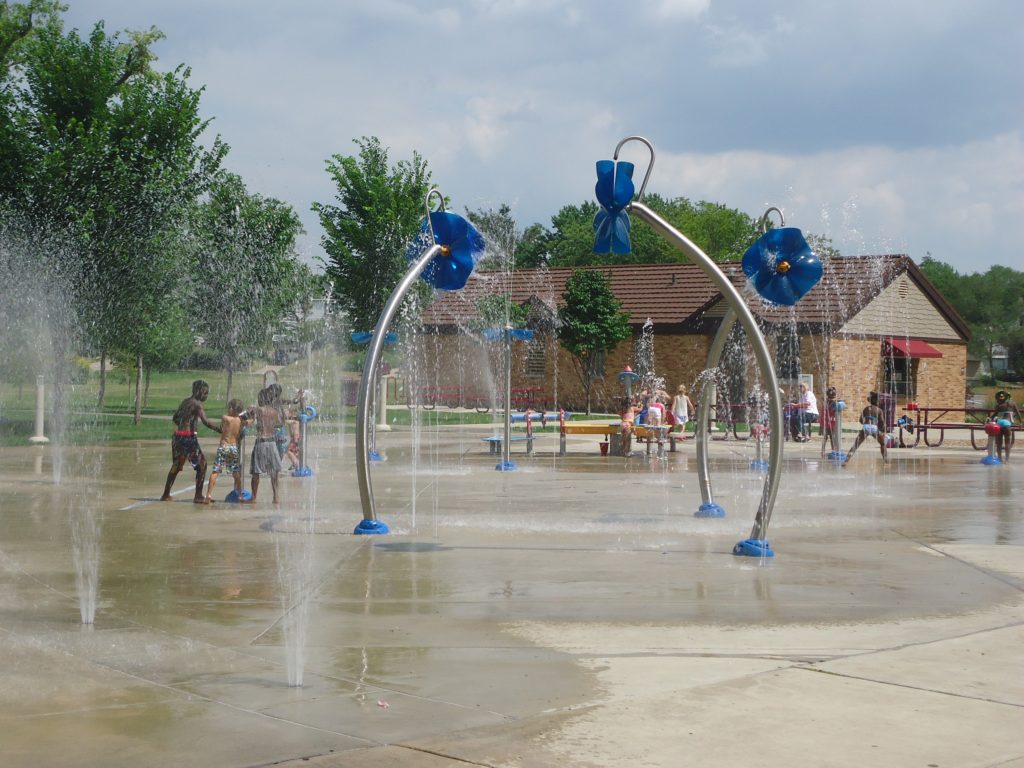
[609,432,623,456]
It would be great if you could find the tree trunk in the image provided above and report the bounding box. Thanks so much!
[143,366,152,409]
[97,349,107,409]
[133,354,143,425]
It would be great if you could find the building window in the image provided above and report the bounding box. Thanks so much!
[526,339,546,378]
[882,355,916,397]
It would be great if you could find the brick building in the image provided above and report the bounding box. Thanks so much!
[416,255,969,416]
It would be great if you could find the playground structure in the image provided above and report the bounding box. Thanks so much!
[593,136,822,555]
[354,137,824,554]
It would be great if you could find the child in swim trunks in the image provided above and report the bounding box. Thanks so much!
[204,399,251,503]
[842,391,887,467]
[989,389,1021,462]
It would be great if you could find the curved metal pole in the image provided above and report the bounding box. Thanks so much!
[613,135,656,201]
[696,307,737,506]
[628,202,784,540]
[356,244,443,523]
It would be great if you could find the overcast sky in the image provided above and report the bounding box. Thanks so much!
[63,1,1023,274]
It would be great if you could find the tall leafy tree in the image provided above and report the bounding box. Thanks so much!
[557,269,632,414]
[314,136,432,332]
[0,13,225,426]
[188,172,305,406]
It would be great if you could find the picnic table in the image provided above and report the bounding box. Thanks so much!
[903,405,1020,449]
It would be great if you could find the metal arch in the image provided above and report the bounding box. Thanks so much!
[627,201,784,541]
[356,191,450,525]
[424,188,446,246]
[695,307,737,507]
[613,135,656,202]
[758,206,785,233]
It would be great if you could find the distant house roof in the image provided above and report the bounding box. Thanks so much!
[420,255,970,341]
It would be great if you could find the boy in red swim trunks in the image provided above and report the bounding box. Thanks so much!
[161,380,221,503]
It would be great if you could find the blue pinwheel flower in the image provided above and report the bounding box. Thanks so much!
[407,211,485,292]
[593,160,635,254]
[741,227,822,306]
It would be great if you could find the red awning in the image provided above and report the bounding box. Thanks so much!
[882,338,943,358]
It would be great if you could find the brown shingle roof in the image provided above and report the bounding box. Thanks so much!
[420,263,722,328]
[419,256,970,341]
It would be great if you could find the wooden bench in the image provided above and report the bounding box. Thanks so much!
[482,435,534,455]
[558,423,619,456]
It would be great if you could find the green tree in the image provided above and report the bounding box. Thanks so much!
[529,195,758,267]
[188,173,305,406]
[314,136,432,332]
[0,15,225,425]
[557,269,632,414]
[920,257,1024,376]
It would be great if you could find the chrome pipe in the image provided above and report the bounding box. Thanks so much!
[628,202,784,540]
[695,307,737,506]
[356,244,442,522]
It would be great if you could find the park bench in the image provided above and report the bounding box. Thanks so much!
[482,435,534,455]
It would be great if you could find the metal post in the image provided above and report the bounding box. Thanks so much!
[29,374,48,445]
[629,202,783,551]
[377,369,391,432]
[355,244,442,533]
[695,308,735,516]
[497,326,516,471]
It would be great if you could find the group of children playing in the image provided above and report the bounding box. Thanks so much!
[619,384,695,455]
[615,378,1019,467]
[161,379,307,505]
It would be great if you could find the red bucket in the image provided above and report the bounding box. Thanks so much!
[599,441,609,456]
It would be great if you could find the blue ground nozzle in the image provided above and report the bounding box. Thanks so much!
[292,466,313,477]
[353,519,390,535]
[980,455,1003,465]
[733,538,774,557]
[695,502,726,518]
[750,459,770,472]
[369,450,384,462]
[827,450,848,462]
[224,489,252,503]
[496,461,518,472]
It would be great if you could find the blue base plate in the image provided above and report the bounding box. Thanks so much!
[750,459,770,472]
[827,450,848,461]
[292,466,313,477]
[369,451,384,462]
[733,538,774,557]
[980,455,1003,465]
[224,489,252,503]
[695,502,726,518]
[495,461,518,472]
[353,519,390,535]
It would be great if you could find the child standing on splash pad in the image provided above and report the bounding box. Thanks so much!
[161,380,221,503]
[249,387,283,504]
[820,386,841,457]
[203,399,252,503]
[989,390,1020,462]
[619,396,635,456]
[842,391,887,467]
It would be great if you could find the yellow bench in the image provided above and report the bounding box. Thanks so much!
[559,423,619,455]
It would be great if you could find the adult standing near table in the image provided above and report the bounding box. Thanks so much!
[789,381,818,442]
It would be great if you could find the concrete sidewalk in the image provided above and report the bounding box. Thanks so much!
[0,431,1021,767]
